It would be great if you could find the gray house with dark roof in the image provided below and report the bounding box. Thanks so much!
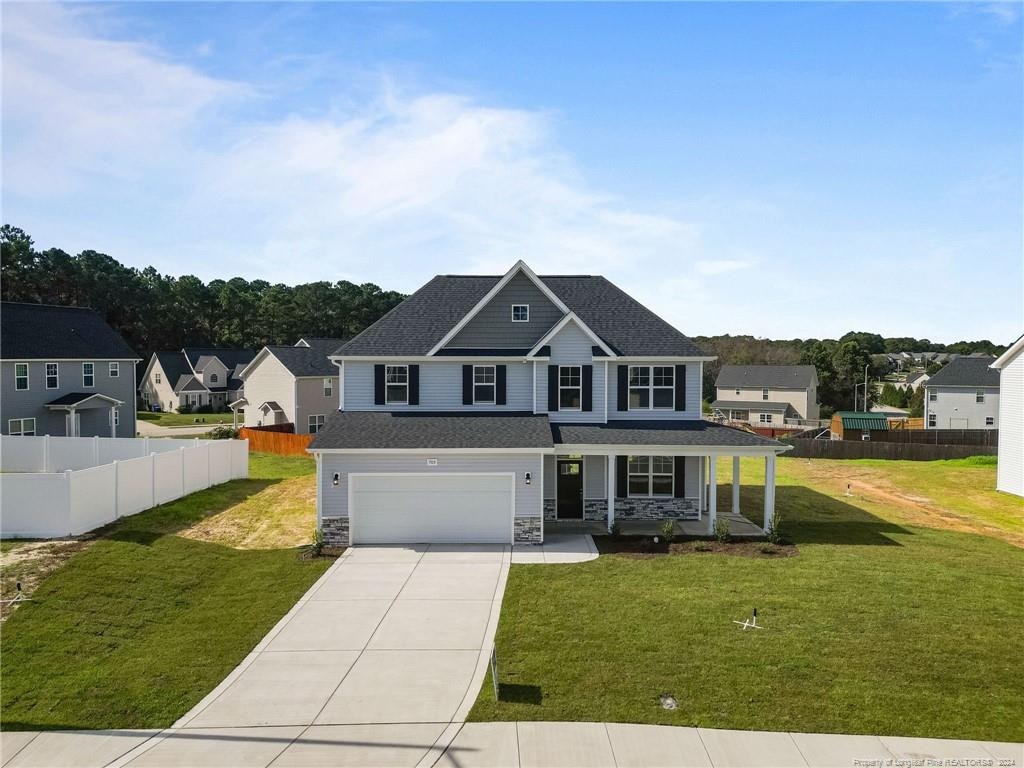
[1,302,140,437]
[923,356,1000,429]
[139,348,255,413]
[308,261,789,546]
[234,338,346,433]
[712,364,820,426]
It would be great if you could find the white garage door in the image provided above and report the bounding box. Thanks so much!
[350,473,514,544]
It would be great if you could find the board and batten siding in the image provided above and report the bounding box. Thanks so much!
[606,362,702,420]
[996,350,1023,496]
[343,360,533,411]
[446,272,564,349]
[320,452,544,519]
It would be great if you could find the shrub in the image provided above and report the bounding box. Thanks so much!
[692,541,713,552]
[609,521,621,538]
[758,542,779,555]
[177,405,193,415]
[765,511,784,544]
[660,520,676,543]
[714,517,731,543]
[309,527,324,558]
[195,404,214,414]
[208,425,239,440]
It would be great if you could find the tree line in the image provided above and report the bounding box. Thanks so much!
[0,226,406,357]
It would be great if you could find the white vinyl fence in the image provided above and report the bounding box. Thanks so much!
[0,436,249,539]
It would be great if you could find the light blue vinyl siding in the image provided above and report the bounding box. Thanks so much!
[343,360,533,411]
[606,362,703,420]
[320,452,544,518]
[543,454,701,500]
[538,322,606,423]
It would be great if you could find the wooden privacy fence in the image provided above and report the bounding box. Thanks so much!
[866,429,999,446]
[785,439,996,461]
[240,427,313,456]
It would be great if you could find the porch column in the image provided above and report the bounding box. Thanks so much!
[764,453,776,532]
[707,455,718,535]
[732,456,740,515]
[110,406,118,438]
[606,453,615,531]
[69,407,77,437]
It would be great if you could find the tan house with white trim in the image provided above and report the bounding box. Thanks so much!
[712,365,819,426]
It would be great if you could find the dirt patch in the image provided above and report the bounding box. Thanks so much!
[595,536,798,559]
[179,475,316,550]
[1,538,94,621]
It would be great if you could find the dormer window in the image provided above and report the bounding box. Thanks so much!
[512,304,529,322]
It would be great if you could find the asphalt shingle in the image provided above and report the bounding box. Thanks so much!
[308,411,555,450]
[1,302,139,360]
[551,420,788,448]
[925,356,999,388]
[715,365,817,389]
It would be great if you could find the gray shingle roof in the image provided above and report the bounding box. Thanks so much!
[182,347,256,371]
[175,374,208,392]
[1,302,139,360]
[925,357,999,388]
[46,392,123,407]
[710,400,792,413]
[551,420,788,448]
[153,352,192,389]
[716,365,817,389]
[263,339,346,377]
[334,273,707,358]
[309,411,555,450]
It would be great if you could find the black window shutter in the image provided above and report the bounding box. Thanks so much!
[674,456,686,498]
[496,365,507,405]
[615,455,628,497]
[374,364,385,405]
[582,365,593,411]
[408,365,420,405]
[547,365,559,411]
[675,364,686,411]
[617,365,628,411]
[462,365,473,405]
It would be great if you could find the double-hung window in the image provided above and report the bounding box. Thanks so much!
[8,418,36,436]
[109,362,119,377]
[155,372,162,384]
[558,365,582,410]
[759,413,774,423]
[629,365,674,409]
[385,365,409,404]
[45,363,59,389]
[627,455,673,497]
[83,362,95,388]
[512,304,529,322]
[928,413,937,427]
[985,417,994,426]
[14,363,28,391]
[762,387,769,400]
[473,365,496,404]
[976,390,985,403]
[324,378,333,398]
[308,414,326,434]
[928,391,937,402]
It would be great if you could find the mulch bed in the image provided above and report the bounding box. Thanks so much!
[594,536,798,559]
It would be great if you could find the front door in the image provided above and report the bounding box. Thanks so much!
[557,459,583,519]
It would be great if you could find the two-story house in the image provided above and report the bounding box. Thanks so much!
[234,338,346,433]
[139,348,255,412]
[1,302,140,437]
[308,261,789,546]
[923,356,1000,429]
[711,365,819,426]
[990,335,1023,497]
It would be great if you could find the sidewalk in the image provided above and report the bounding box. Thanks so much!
[3,722,1020,767]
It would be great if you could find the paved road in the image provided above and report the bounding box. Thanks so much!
[135,421,224,437]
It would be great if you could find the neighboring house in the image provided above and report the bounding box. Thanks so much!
[905,371,930,391]
[307,261,789,547]
[139,348,255,412]
[1,302,140,437]
[990,335,1023,497]
[235,338,346,434]
[923,356,1000,429]
[711,365,820,426]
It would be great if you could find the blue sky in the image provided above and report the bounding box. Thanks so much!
[3,2,1021,343]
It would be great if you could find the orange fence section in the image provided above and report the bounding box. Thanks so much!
[239,427,313,456]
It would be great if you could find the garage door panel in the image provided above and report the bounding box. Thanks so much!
[351,474,513,544]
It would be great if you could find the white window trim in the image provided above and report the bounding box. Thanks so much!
[473,364,496,404]
[985,417,994,426]
[558,365,582,411]
[928,391,937,401]
[385,364,409,405]
[626,455,674,498]
[14,363,29,391]
[109,362,120,377]
[512,304,530,322]
[975,390,985,403]
[155,372,162,384]
[308,414,326,434]
[759,413,774,424]
[928,413,937,427]
[628,365,674,410]
[110,409,120,427]
[324,377,333,398]
[83,362,95,388]
[762,387,770,401]
[45,362,59,390]
[8,417,37,436]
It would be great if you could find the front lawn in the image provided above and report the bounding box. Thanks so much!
[138,411,235,427]
[0,452,330,731]
[470,457,1024,741]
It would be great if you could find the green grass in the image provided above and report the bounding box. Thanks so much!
[138,411,235,427]
[470,461,1024,741]
[0,452,329,731]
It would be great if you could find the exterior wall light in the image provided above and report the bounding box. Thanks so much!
[524,472,532,485]
[332,472,340,486]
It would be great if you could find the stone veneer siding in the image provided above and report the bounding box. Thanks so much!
[321,517,350,547]
[543,499,557,521]
[514,517,543,544]
[614,497,699,520]
[584,499,608,522]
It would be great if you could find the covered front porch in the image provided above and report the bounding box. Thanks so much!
[546,511,766,538]
[45,392,124,437]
